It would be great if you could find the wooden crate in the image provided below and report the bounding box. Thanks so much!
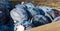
[9,0,60,31]
[26,21,60,31]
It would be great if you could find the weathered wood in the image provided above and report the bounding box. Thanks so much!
[9,0,60,9]
[26,21,60,31]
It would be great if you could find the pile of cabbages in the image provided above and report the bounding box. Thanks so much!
[0,0,60,31]
[10,2,60,31]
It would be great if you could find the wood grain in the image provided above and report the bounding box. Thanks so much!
[26,21,60,31]
[9,0,60,9]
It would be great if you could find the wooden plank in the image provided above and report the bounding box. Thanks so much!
[9,0,60,9]
[26,21,60,31]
